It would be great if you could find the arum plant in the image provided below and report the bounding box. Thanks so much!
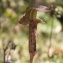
[19,5,53,63]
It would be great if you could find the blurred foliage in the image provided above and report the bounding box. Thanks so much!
[0,0,63,63]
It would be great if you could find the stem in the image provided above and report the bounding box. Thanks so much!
[2,41,5,63]
[29,20,37,63]
[3,40,10,63]
[4,50,5,63]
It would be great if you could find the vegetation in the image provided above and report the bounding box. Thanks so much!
[0,0,63,63]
